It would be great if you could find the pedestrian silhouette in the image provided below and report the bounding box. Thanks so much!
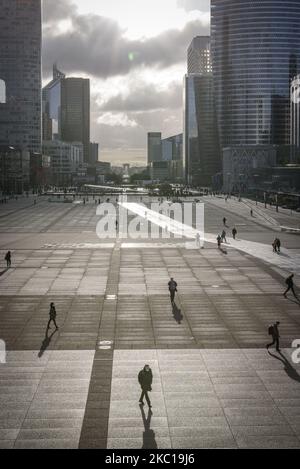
[276,238,281,253]
[5,251,11,268]
[138,364,153,408]
[283,274,298,300]
[168,278,178,304]
[221,230,227,243]
[232,227,237,240]
[266,321,281,352]
[172,302,183,324]
[140,404,157,449]
[47,302,59,330]
[223,217,227,226]
[217,234,222,248]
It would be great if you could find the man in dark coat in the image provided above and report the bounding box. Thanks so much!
[138,364,153,408]
[47,302,59,330]
[5,251,11,268]
[168,278,178,304]
[266,321,280,352]
[284,274,298,299]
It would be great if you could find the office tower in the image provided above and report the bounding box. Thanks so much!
[162,134,183,181]
[147,132,162,164]
[291,75,300,163]
[43,67,90,163]
[187,36,211,74]
[89,142,99,165]
[211,0,300,149]
[0,0,42,152]
[61,78,90,163]
[42,65,65,139]
[184,74,221,186]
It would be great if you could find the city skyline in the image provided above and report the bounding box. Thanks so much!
[42,0,210,165]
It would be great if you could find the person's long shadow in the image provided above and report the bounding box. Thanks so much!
[0,267,9,277]
[219,246,228,255]
[38,327,58,358]
[172,302,183,324]
[140,404,157,449]
[286,297,300,307]
[268,350,300,383]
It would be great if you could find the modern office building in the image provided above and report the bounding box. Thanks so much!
[162,134,183,181]
[43,140,83,186]
[43,67,90,163]
[147,132,162,164]
[0,0,42,153]
[211,0,300,150]
[61,78,90,162]
[184,74,221,186]
[187,36,211,75]
[223,145,277,193]
[0,146,30,194]
[89,142,99,165]
[291,75,300,163]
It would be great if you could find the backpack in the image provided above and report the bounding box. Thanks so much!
[268,325,274,336]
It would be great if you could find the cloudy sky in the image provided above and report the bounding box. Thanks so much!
[42,0,210,166]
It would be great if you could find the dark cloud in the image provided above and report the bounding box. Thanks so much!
[99,83,182,112]
[42,0,209,78]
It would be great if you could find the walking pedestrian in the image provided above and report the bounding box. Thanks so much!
[232,227,237,240]
[217,235,222,248]
[5,251,11,268]
[276,238,281,253]
[223,217,227,226]
[221,230,227,243]
[47,302,59,330]
[272,239,278,253]
[266,321,281,352]
[195,232,201,248]
[168,278,178,304]
[283,274,298,300]
[250,209,253,217]
[138,364,153,408]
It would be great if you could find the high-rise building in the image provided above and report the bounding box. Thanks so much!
[43,67,90,163]
[211,0,300,149]
[147,132,162,164]
[291,75,300,163]
[184,74,221,186]
[89,142,99,165]
[61,78,90,163]
[187,36,211,75]
[0,0,42,153]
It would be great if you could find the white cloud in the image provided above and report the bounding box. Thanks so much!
[97,112,138,128]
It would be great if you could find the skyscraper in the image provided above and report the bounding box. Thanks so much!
[184,74,220,186]
[291,75,300,163]
[187,36,211,75]
[147,132,162,164]
[211,0,300,149]
[61,78,90,163]
[43,67,90,163]
[184,36,221,186]
[0,0,42,152]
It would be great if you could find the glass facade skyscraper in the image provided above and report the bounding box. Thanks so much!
[0,0,42,152]
[211,0,300,149]
[184,74,221,186]
[187,36,212,75]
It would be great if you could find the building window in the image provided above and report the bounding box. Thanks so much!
[0,79,6,103]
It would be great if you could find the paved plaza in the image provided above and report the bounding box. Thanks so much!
[0,196,300,449]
